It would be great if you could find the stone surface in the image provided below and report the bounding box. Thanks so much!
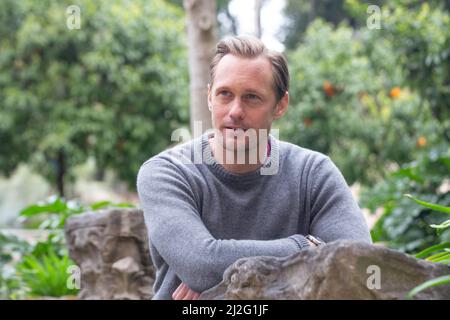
[64,208,154,299]
[199,240,450,300]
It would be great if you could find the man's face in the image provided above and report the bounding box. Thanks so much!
[208,54,288,153]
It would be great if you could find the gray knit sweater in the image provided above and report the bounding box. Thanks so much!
[136,133,372,299]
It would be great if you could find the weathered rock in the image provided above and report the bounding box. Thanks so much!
[64,208,154,299]
[199,240,450,300]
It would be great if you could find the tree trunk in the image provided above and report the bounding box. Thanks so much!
[183,0,217,137]
[254,0,263,38]
[308,0,316,24]
[57,148,65,198]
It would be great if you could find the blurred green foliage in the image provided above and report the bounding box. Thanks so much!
[281,19,441,185]
[361,147,450,252]
[404,195,450,298]
[281,0,386,50]
[17,247,78,298]
[0,230,77,299]
[360,0,450,252]
[379,1,450,137]
[0,196,135,299]
[0,232,30,299]
[19,195,134,230]
[0,0,189,194]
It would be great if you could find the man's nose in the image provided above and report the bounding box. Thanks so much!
[229,98,244,121]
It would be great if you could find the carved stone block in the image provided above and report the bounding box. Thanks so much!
[64,208,154,299]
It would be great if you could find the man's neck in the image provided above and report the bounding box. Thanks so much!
[208,136,269,174]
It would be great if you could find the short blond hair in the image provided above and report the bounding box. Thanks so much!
[210,36,289,102]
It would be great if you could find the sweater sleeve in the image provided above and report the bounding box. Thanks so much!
[136,159,310,293]
[309,156,372,244]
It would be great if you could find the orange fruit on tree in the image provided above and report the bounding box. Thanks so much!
[323,80,335,97]
[390,87,401,99]
[416,136,427,148]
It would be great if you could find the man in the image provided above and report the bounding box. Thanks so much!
[136,36,372,300]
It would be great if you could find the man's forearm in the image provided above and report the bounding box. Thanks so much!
[149,221,311,292]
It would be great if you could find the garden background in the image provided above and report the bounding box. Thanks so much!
[0,0,449,299]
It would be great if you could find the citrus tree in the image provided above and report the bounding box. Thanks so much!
[359,0,450,252]
[280,19,440,185]
[0,0,189,195]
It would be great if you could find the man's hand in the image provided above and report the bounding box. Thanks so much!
[172,282,200,300]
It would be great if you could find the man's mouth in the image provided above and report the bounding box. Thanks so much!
[225,127,248,132]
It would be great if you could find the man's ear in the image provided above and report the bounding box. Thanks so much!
[273,91,289,120]
[207,84,212,111]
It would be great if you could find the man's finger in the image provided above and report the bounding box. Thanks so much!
[172,283,186,300]
[182,292,193,300]
[174,283,189,300]
[172,284,182,299]
[182,288,199,300]
[173,282,201,300]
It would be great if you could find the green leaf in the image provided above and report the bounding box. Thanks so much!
[90,201,134,210]
[429,252,450,263]
[415,242,450,259]
[406,275,450,299]
[404,194,450,214]
[90,201,112,210]
[430,219,450,230]
[426,251,450,262]
[20,198,68,217]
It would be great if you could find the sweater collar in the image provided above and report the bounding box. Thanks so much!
[199,131,280,184]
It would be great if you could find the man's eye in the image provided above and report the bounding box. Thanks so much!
[219,91,231,97]
[244,94,259,100]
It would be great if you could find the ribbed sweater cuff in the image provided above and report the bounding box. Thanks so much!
[289,235,311,250]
